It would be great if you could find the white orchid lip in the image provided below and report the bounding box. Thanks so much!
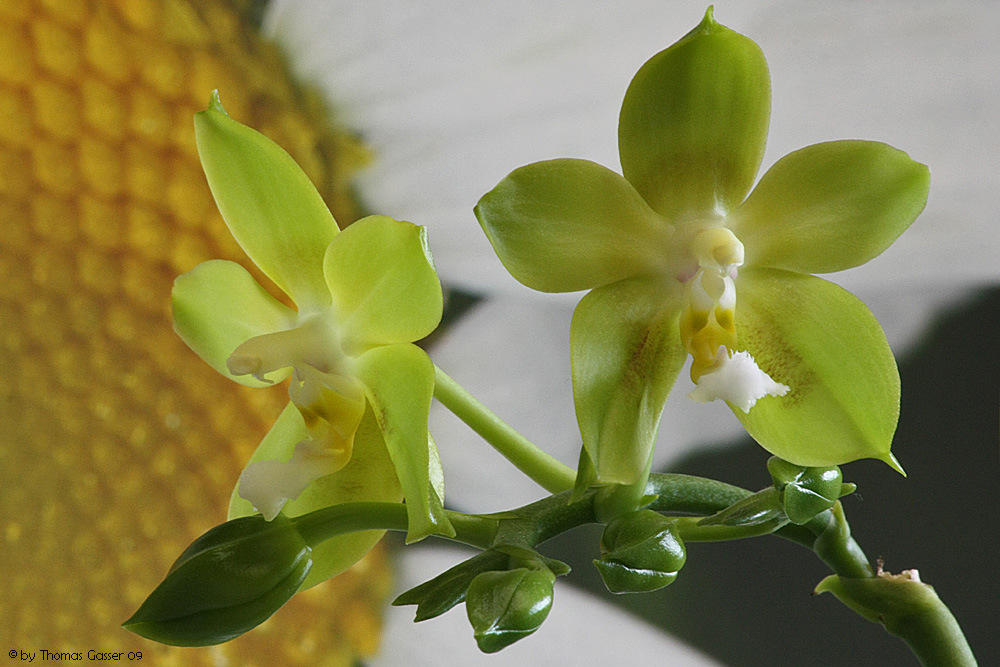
[687,346,789,412]
[238,441,341,521]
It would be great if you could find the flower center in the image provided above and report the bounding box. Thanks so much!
[680,227,743,380]
[227,310,366,459]
[228,311,368,519]
[679,227,788,412]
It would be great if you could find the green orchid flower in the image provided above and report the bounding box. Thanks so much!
[172,92,453,587]
[475,8,929,485]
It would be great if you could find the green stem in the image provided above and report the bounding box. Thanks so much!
[778,503,975,665]
[432,365,576,493]
[891,601,977,667]
[287,474,975,665]
[292,502,498,550]
[815,570,978,666]
[646,472,752,514]
[776,502,873,578]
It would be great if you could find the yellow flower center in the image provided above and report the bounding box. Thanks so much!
[680,227,743,380]
[679,227,789,411]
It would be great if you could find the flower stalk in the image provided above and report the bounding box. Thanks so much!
[432,365,576,494]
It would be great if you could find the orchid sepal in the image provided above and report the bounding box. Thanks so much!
[618,5,770,219]
[355,343,455,543]
[733,269,903,471]
[194,91,338,311]
[571,277,687,485]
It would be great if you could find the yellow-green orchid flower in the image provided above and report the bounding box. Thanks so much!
[475,8,929,485]
[172,93,452,587]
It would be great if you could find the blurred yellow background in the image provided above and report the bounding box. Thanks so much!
[0,1,391,664]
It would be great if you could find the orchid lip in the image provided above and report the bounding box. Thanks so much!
[687,347,789,412]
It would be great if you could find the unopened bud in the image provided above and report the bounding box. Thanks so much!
[768,457,844,525]
[466,567,555,653]
[123,514,312,646]
[594,510,686,593]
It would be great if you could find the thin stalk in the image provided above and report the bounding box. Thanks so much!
[292,502,498,550]
[776,502,873,578]
[432,365,576,493]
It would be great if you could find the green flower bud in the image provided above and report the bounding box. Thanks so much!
[594,509,686,593]
[123,514,312,646]
[768,457,844,525]
[466,567,555,653]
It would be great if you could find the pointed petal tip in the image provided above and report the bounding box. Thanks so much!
[693,5,727,35]
[881,452,906,477]
[207,89,228,116]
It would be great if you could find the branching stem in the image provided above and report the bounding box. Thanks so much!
[290,472,976,665]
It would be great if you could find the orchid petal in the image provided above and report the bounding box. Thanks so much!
[572,278,688,484]
[229,402,403,589]
[354,344,455,543]
[733,269,902,472]
[194,93,338,310]
[618,7,770,220]
[323,215,442,352]
[475,159,669,293]
[732,141,930,274]
[172,260,296,387]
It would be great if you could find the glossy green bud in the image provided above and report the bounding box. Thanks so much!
[123,514,312,646]
[768,457,844,525]
[466,567,555,653]
[594,509,686,593]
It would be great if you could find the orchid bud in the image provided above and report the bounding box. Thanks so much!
[768,457,845,525]
[123,514,312,646]
[466,567,555,653]
[594,509,686,593]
